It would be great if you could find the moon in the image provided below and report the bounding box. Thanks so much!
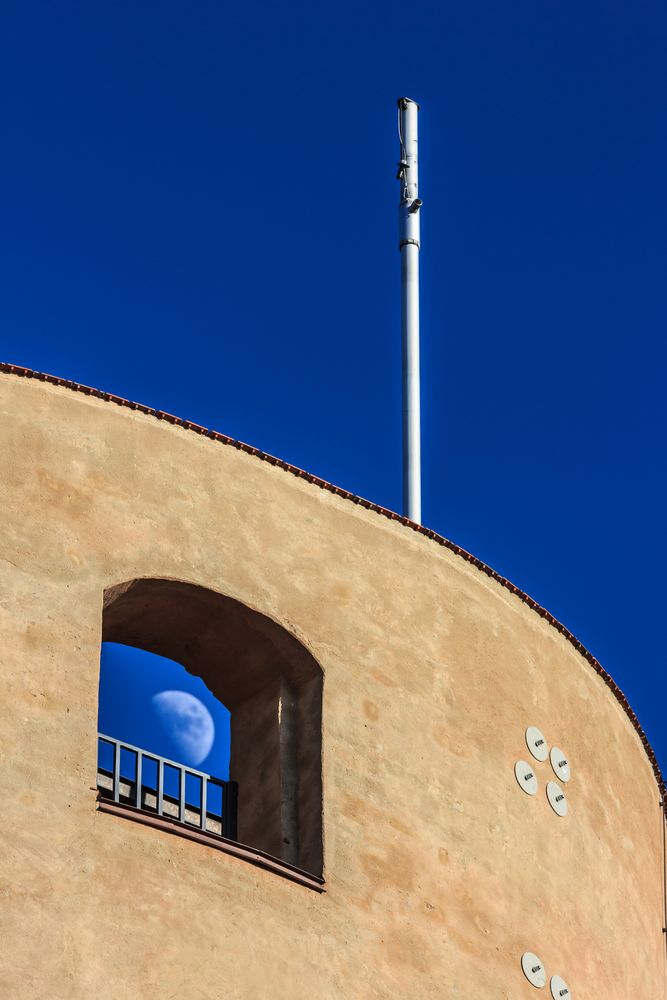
[151,690,215,766]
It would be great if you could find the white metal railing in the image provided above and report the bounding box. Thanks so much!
[97,733,237,840]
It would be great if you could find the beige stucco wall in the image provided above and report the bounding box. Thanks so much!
[0,370,664,999]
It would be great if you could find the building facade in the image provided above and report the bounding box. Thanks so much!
[1,364,665,998]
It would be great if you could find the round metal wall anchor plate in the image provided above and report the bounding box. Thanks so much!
[515,760,538,796]
[550,974,571,998]
[521,952,547,988]
[526,726,548,762]
[550,747,571,783]
[546,780,568,817]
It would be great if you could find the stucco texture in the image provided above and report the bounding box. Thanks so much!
[0,370,665,999]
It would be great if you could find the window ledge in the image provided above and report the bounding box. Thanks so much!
[96,797,326,893]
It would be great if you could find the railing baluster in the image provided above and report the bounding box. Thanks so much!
[200,776,207,832]
[157,759,164,817]
[113,740,121,803]
[179,767,185,823]
[135,751,142,809]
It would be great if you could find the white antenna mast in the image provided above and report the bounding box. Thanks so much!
[397,97,422,523]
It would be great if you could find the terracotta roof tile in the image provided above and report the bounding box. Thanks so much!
[2,361,664,800]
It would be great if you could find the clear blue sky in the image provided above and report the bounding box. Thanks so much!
[98,643,231,779]
[3,3,665,776]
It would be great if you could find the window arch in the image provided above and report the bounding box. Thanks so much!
[99,578,324,879]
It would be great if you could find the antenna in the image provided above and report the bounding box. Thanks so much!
[397,97,422,523]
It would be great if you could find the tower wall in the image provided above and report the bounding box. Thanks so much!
[0,369,664,999]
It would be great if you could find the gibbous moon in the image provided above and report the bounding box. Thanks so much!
[151,690,215,766]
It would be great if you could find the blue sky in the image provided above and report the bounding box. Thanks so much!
[2,2,665,776]
[99,643,231,779]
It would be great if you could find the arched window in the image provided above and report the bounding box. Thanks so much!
[97,579,324,881]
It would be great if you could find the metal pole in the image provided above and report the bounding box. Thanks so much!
[397,97,422,523]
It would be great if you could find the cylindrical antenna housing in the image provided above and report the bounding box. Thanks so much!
[397,97,422,523]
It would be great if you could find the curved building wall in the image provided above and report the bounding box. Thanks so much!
[0,368,664,999]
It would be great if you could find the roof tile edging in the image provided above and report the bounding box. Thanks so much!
[2,361,664,800]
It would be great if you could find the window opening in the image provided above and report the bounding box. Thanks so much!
[97,579,324,880]
[97,642,237,837]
